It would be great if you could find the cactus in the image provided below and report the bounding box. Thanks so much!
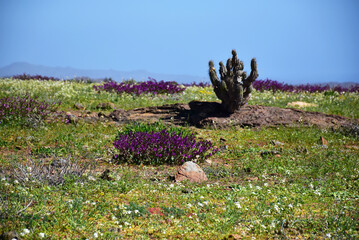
[209,50,258,113]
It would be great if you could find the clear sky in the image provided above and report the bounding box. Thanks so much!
[1,0,358,84]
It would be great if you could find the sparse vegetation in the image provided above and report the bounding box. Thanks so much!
[0,77,358,239]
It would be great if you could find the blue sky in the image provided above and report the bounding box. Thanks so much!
[1,0,358,84]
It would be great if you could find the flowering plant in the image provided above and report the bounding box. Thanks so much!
[113,122,217,165]
[253,79,359,93]
[0,94,60,124]
[93,77,185,95]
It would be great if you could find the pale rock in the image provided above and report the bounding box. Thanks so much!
[175,161,208,183]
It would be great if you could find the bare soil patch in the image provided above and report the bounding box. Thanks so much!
[58,101,358,130]
[109,101,358,129]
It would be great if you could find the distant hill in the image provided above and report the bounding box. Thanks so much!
[1,62,357,87]
[0,62,209,84]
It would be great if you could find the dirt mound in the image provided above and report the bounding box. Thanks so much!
[58,101,358,130]
[119,101,357,129]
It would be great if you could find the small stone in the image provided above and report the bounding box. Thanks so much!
[204,159,212,165]
[175,161,208,183]
[65,112,78,124]
[98,112,107,118]
[108,109,128,122]
[100,169,114,181]
[96,102,115,110]
[74,103,85,110]
[319,136,328,146]
[220,137,227,142]
[270,140,284,146]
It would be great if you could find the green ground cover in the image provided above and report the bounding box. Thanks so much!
[0,79,358,239]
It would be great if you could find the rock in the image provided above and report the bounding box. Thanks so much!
[98,112,108,119]
[99,169,114,181]
[204,159,213,165]
[74,103,85,110]
[287,101,318,108]
[96,102,115,110]
[319,136,328,146]
[65,112,79,124]
[0,231,21,240]
[270,140,284,146]
[175,161,208,183]
[108,109,128,122]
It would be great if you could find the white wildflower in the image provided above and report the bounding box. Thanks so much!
[234,202,241,208]
[88,175,96,181]
[93,232,98,238]
[274,204,280,212]
[314,189,321,196]
[270,222,276,228]
[20,229,30,236]
[39,233,45,238]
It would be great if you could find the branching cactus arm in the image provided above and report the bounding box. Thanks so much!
[208,49,258,113]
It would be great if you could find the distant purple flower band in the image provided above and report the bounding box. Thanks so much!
[93,77,185,95]
[253,79,359,93]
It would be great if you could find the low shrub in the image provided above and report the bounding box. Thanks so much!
[12,155,89,186]
[113,122,217,165]
[93,77,185,95]
[0,94,60,125]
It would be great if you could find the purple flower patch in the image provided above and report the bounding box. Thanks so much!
[0,94,60,124]
[93,77,185,95]
[113,128,218,165]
